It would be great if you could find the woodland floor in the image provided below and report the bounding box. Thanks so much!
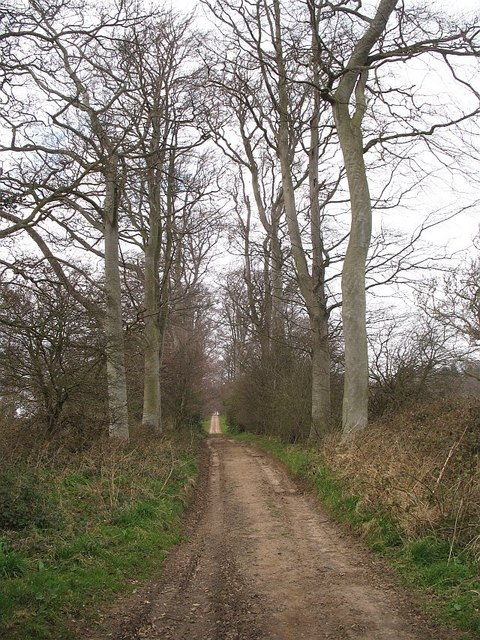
[79,418,469,640]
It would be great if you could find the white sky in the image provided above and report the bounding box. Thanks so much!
[171,0,480,14]
[3,0,478,290]
[178,0,480,247]
[178,0,480,315]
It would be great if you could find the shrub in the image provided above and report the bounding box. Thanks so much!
[0,469,62,532]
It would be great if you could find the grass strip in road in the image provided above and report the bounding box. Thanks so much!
[0,434,201,640]
[232,432,480,638]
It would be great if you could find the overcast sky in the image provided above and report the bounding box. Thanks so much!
[176,0,479,252]
[178,0,479,315]
[171,0,480,15]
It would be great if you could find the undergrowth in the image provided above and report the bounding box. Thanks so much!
[219,414,227,433]
[233,397,480,637]
[0,428,201,640]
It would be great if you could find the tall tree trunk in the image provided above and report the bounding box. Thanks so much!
[239,120,286,368]
[143,147,175,431]
[104,166,129,440]
[334,114,371,435]
[141,92,168,434]
[332,0,398,437]
[142,224,162,433]
[273,0,331,439]
[270,222,284,345]
[310,308,331,438]
[308,33,331,438]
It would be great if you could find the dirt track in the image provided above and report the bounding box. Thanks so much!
[209,413,221,434]
[83,425,466,640]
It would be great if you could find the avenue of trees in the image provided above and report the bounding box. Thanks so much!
[0,0,220,439]
[204,0,480,438]
[0,0,479,442]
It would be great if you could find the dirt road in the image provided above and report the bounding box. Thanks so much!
[85,434,465,640]
[209,414,221,434]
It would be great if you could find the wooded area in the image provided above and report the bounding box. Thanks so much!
[1,0,479,441]
[0,0,479,636]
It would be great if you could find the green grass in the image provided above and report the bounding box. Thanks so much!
[233,432,480,637]
[0,439,200,640]
[395,538,480,635]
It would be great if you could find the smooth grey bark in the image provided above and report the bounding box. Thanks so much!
[141,120,166,434]
[142,142,176,432]
[308,16,331,437]
[104,164,129,440]
[332,0,398,437]
[125,15,197,434]
[273,0,331,439]
[142,184,173,434]
[123,22,171,435]
[35,19,132,440]
[270,202,285,345]
[142,219,162,433]
[335,113,371,436]
[310,309,330,433]
[59,27,131,440]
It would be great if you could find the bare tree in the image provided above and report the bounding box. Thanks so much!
[417,245,480,382]
[330,0,399,435]
[0,0,150,438]
[113,12,222,434]
[0,264,104,433]
[368,311,460,417]
[323,0,480,435]
[204,0,480,439]
[116,14,193,434]
[202,0,344,439]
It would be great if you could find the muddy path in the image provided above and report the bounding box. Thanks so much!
[83,432,466,640]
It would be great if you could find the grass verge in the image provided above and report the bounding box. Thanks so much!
[233,432,480,638]
[0,433,201,640]
[219,415,227,433]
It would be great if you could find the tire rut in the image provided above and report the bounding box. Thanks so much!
[81,435,467,640]
[125,438,265,640]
